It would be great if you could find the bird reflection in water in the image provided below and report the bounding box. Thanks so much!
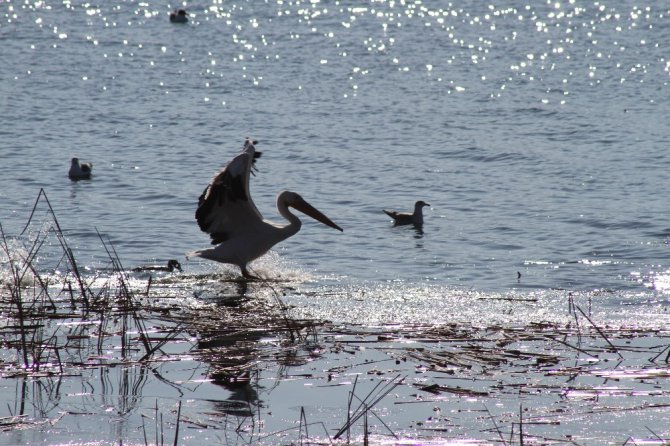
[198,326,262,420]
[196,283,322,428]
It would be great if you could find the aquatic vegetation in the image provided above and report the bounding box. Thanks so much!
[1,190,670,444]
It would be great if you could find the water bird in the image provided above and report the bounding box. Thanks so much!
[169,9,188,23]
[383,201,430,227]
[189,138,343,279]
[68,157,93,180]
[132,259,182,273]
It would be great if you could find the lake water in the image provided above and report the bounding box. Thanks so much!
[2,0,670,443]
[4,0,670,308]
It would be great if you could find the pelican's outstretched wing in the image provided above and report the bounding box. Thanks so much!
[196,138,264,244]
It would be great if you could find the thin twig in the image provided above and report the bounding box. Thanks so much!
[544,335,598,358]
[649,345,670,364]
[483,404,507,446]
[575,305,623,359]
[334,375,405,439]
[173,401,182,446]
[519,404,524,446]
[299,406,308,446]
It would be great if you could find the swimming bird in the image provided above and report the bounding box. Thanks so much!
[169,9,188,23]
[68,157,93,180]
[132,259,182,273]
[383,200,430,227]
[189,138,343,279]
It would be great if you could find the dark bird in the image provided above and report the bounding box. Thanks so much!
[383,200,430,226]
[69,157,93,180]
[189,138,343,279]
[169,9,188,23]
[132,259,182,273]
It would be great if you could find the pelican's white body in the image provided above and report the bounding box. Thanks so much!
[190,197,302,270]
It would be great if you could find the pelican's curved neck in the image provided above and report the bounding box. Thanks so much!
[277,197,302,237]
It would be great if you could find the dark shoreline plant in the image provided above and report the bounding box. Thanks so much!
[0,189,174,373]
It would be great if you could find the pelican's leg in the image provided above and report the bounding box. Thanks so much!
[241,265,258,281]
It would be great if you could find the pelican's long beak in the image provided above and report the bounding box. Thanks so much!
[293,197,343,232]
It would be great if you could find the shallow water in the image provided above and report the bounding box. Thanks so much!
[2,0,670,443]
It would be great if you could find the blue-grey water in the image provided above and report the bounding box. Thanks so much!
[4,0,669,297]
[3,0,670,325]
[2,1,670,444]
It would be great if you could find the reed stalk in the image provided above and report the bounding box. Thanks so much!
[575,304,622,359]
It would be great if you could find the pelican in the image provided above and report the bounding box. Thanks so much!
[69,157,93,180]
[383,200,430,226]
[132,259,182,273]
[189,138,343,279]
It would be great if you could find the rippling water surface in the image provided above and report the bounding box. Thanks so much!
[3,1,670,445]
[2,0,670,321]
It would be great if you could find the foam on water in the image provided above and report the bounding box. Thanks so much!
[284,280,670,330]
